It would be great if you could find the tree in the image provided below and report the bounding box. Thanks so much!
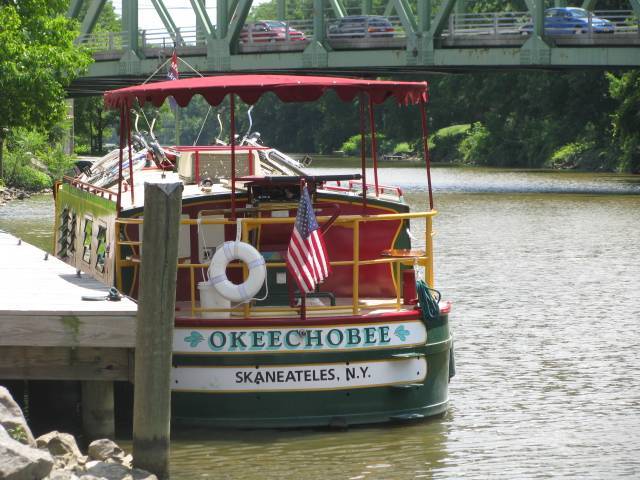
[608,71,640,173]
[0,0,92,177]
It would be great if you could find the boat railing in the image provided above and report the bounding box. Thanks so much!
[324,180,403,201]
[62,176,118,201]
[114,210,436,319]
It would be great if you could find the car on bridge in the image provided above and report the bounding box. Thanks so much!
[327,15,395,38]
[520,7,615,35]
[240,21,306,43]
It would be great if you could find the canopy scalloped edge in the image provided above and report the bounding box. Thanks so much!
[103,74,429,110]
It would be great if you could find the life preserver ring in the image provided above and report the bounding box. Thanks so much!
[208,241,266,303]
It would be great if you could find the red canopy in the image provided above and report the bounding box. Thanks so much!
[104,74,428,110]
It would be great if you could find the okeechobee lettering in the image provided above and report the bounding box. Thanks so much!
[208,326,390,350]
[175,322,426,354]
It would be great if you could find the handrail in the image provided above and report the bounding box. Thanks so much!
[62,176,117,201]
[114,210,436,318]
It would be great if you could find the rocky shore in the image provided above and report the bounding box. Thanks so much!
[0,186,34,206]
[0,386,157,480]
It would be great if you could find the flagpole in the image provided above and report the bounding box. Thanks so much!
[175,108,181,147]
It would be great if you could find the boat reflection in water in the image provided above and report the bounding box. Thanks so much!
[53,73,454,427]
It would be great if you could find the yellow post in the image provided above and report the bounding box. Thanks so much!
[242,220,250,318]
[115,221,123,291]
[352,220,360,315]
[426,215,435,287]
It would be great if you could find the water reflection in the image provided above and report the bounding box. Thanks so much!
[165,417,449,480]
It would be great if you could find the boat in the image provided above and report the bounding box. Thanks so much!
[53,74,454,428]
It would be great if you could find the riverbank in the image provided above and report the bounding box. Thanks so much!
[0,386,156,480]
[0,186,52,207]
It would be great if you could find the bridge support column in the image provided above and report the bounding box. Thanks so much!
[519,0,551,64]
[415,0,457,66]
[217,0,228,39]
[277,0,286,19]
[362,0,372,15]
[303,0,328,68]
[419,0,432,32]
[122,0,139,54]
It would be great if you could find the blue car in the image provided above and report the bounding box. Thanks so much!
[520,7,615,35]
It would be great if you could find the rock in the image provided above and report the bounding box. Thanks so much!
[81,461,157,480]
[36,431,86,470]
[87,439,124,462]
[0,424,54,480]
[0,385,36,447]
[16,191,28,200]
[45,470,81,480]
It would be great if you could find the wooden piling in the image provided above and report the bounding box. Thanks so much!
[132,182,183,479]
[81,380,115,440]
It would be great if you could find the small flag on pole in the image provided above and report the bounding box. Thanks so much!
[167,50,179,109]
[286,185,331,294]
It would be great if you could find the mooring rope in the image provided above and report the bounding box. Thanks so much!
[416,279,441,324]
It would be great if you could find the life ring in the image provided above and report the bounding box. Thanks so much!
[208,241,266,303]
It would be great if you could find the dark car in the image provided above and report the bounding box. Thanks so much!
[520,7,614,35]
[240,20,306,43]
[327,15,395,38]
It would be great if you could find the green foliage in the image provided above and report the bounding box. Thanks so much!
[0,0,91,181]
[549,142,593,169]
[7,426,28,443]
[458,123,491,165]
[45,144,76,180]
[430,124,471,163]
[392,142,412,154]
[11,165,52,191]
[74,143,92,155]
[607,71,640,173]
[3,128,74,190]
[340,133,389,156]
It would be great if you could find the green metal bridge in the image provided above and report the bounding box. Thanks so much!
[69,0,640,94]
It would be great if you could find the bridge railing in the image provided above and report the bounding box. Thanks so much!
[447,11,529,37]
[77,9,640,55]
[447,10,639,37]
[595,10,640,34]
[76,30,129,52]
[140,27,207,49]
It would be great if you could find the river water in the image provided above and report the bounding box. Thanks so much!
[2,167,640,479]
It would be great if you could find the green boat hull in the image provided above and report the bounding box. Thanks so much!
[171,313,452,428]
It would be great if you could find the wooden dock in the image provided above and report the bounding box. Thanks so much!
[0,230,137,438]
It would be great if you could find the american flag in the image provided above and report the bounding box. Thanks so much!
[286,185,331,294]
[167,50,179,109]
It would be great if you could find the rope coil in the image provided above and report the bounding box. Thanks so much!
[416,279,440,325]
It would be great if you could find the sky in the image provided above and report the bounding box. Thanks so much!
[112,0,271,30]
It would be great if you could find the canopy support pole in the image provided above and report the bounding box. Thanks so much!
[359,94,367,211]
[126,109,135,206]
[117,105,125,213]
[419,99,434,210]
[368,95,379,197]
[230,94,236,220]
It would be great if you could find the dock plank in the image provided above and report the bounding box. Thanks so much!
[0,230,137,316]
